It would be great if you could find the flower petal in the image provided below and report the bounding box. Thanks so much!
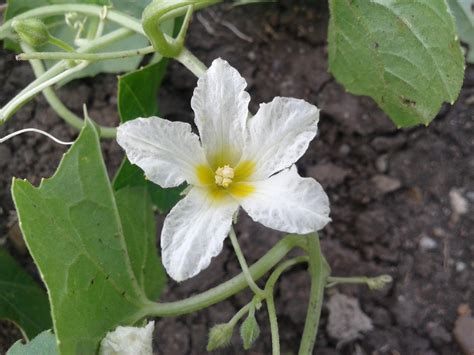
[100,321,154,355]
[236,166,330,234]
[117,117,208,188]
[191,58,250,167]
[161,187,239,281]
[240,97,319,180]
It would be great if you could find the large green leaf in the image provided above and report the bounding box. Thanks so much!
[328,0,465,127]
[0,248,52,340]
[11,119,155,354]
[447,0,474,63]
[7,330,58,355]
[114,58,185,213]
[115,186,166,300]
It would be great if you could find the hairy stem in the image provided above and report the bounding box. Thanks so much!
[175,47,208,77]
[21,43,117,138]
[298,234,330,355]
[17,46,155,62]
[229,302,252,326]
[264,256,309,355]
[144,234,307,318]
[229,227,266,299]
[0,28,133,123]
[0,4,144,37]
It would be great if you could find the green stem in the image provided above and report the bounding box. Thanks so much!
[229,302,252,326]
[22,43,116,138]
[0,28,132,123]
[229,227,266,299]
[0,3,208,76]
[0,4,145,37]
[17,45,155,62]
[264,256,309,355]
[144,234,307,317]
[298,233,330,355]
[142,0,220,57]
[0,60,88,122]
[175,47,208,77]
[48,35,75,52]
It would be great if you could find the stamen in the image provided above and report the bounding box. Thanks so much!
[215,165,234,188]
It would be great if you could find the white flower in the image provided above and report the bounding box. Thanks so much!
[117,58,330,282]
[99,321,154,355]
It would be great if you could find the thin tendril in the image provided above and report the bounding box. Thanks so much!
[0,128,74,145]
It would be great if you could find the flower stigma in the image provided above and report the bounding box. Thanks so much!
[215,165,234,188]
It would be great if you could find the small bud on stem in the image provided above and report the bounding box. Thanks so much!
[12,18,50,47]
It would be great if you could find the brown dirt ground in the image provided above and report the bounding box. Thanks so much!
[0,2,473,354]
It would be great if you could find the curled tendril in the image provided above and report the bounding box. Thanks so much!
[366,275,393,290]
[142,0,219,57]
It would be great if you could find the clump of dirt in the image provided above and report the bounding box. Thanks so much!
[1,1,473,354]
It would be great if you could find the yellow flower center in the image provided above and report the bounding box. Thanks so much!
[214,165,234,188]
[195,158,256,200]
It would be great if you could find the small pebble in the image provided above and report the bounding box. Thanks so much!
[419,235,437,251]
[449,189,469,219]
[375,155,388,173]
[454,305,474,355]
[371,174,401,194]
[339,144,351,155]
[326,293,373,345]
[456,261,467,272]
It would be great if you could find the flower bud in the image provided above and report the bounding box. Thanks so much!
[240,310,260,350]
[206,323,234,351]
[12,18,50,47]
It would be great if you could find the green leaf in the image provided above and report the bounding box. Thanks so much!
[328,0,465,127]
[447,0,474,63]
[0,248,52,340]
[117,59,169,122]
[113,158,185,214]
[240,307,260,350]
[115,186,166,300]
[11,119,152,354]
[114,58,185,214]
[7,330,58,355]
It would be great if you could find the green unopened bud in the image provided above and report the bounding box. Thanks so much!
[240,309,260,350]
[12,18,50,47]
[206,323,234,351]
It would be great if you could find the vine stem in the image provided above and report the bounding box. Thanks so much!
[143,234,307,318]
[1,3,207,77]
[17,46,155,61]
[1,4,209,126]
[229,227,266,299]
[0,4,144,36]
[21,43,117,138]
[176,47,208,77]
[229,302,252,326]
[298,233,330,355]
[264,256,309,355]
[0,28,133,124]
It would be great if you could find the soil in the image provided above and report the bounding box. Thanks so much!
[0,1,473,354]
